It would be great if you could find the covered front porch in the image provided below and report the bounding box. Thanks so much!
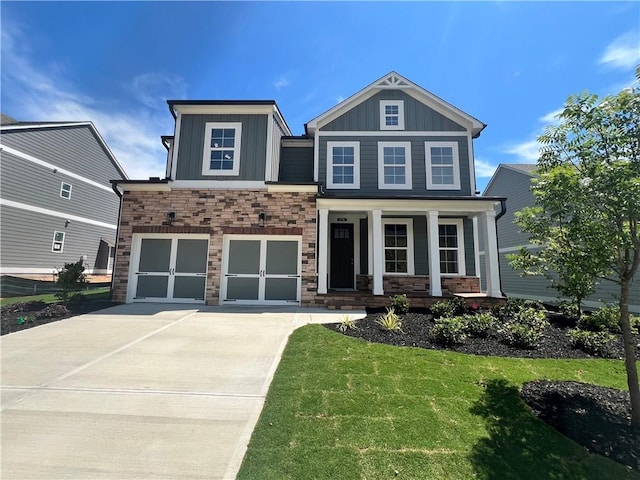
[315,197,504,306]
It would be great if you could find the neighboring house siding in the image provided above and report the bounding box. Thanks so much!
[483,165,639,312]
[0,205,116,271]
[279,145,314,182]
[323,90,466,132]
[319,135,471,195]
[175,114,267,181]
[0,126,123,186]
[1,151,119,226]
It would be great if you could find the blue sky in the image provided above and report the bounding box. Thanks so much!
[1,1,638,191]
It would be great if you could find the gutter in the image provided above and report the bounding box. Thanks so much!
[109,181,124,301]
[494,198,507,297]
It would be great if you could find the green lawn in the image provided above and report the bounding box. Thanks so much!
[0,288,110,306]
[238,325,639,480]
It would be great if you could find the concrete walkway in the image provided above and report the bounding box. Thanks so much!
[1,304,365,479]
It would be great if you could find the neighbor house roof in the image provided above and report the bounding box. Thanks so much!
[483,163,537,194]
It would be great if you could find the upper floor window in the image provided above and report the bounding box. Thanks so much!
[60,182,72,199]
[425,141,460,190]
[382,219,414,274]
[380,100,404,130]
[439,219,466,275]
[202,122,242,176]
[378,142,412,190]
[52,231,65,253]
[327,141,360,189]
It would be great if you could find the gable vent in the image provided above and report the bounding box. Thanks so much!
[377,74,410,88]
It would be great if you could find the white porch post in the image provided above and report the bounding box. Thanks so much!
[427,210,442,296]
[371,209,384,295]
[318,208,329,294]
[481,208,502,297]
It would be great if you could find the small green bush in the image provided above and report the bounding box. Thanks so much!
[430,301,451,319]
[568,329,615,357]
[557,301,581,318]
[55,260,88,305]
[432,316,468,345]
[389,294,410,315]
[447,296,467,316]
[376,308,404,333]
[337,315,357,333]
[499,307,549,349]
[464,312,498,338]
[577,304,639,334]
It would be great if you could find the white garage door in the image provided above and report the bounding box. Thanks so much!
[128,234,209,303]
[221,235,301,305]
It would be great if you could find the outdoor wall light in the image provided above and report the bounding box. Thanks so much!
[258,211,266,227]
[167,211,176,225]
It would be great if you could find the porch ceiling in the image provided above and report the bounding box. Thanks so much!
[317,196,504,214]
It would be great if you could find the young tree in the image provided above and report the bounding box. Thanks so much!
[510,68,640,425]
[56,260,88,305]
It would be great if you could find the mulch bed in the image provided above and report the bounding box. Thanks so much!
[325,309,640,472]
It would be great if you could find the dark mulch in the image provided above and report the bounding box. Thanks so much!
[1,298,118,335]
[325,309,640,472]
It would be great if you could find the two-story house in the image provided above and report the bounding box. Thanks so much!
[0,116,127,278]
[111,72,505,307]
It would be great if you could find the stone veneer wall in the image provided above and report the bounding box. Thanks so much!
[112,189,317,304]
[355,274,481,295]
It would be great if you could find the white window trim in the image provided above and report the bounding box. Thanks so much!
[425,141,461,190]
[380,100,405,130]
[60,182,72,199]
[52,231,65,253]
[378,141,412,190]
[381,218,414,275]
[326,141,360,189]
[202,122,242,176]
[438,218,466,276]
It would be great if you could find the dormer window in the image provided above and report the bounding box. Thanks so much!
[380,100,404,130]
[202,122,242,176]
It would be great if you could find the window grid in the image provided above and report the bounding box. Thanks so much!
[425,141,460,190]
[439,224,459,274]
[384,224,408,273]
[202,122,242,176]
[60,182,72,199]
[385,105,399,126]
[52,231,65,253]
[380,100,404,130]
[332,146,355,185]
[383,147,406,185]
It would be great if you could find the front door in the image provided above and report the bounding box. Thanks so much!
[330,223,354,289]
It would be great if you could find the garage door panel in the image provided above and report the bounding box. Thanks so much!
[136,276,169,298]
[265,278,297,301]
[227,278,260,300]
[228,240,260,275]
[175,239,208,274]
[139,239,171,272]
[265,241,298,275]
[173,276,206,300]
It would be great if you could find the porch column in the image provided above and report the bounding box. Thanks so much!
[427,210,442,296]
[318,208,329,294]
[371,209,384,295]
[481,208,502,297]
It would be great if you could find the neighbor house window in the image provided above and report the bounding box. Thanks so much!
[327,141,360,189]
[378,142,412,189]
[438,219,465,275]
[382,219,414,274]
[380,100,404,130]
[52,231,65,253]
[202,122,242,176]
[425,141,460,190]
[60,182,72,199]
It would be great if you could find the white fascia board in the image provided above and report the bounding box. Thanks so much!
[0,122,89,131]
[272,105,292,136]
[118,183,171,192]
[468,132,476,194]
[0,198,117,229]
[282,138,313,147]
[0,144,115,193]
[171,104,275,115]
[314,130,468,137]
[169,180,266,189]
[85,122,129,180]
[266,184,318,193]
[170,113,182,181]
[316,197,502,213]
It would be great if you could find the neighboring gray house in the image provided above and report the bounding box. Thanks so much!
[0,116,128,276]
[482,163,639,313]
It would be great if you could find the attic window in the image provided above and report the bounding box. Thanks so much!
[380,100,404,130]
[202,122,242,176]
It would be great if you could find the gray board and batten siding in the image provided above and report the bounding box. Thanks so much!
[357,216,476,277]
[175,114,268,181]
[322,90,467,132]
[318,135,472,196]
[0,125,125,186]
[278,145,314,183]
[481,164,639,312]
[1,151,120,226]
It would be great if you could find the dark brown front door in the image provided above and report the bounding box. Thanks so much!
[330,223,354,289]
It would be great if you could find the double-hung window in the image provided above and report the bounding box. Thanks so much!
[378,142,412,189]
[52,231,65,253]
[380,100,404,130]
[327,141,360,189]
[382,219,414,274]
[425,141,460,190]
[202,122,242,176]
[60,182,72,199]
[438,219,465,275]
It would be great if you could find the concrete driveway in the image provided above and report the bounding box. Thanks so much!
[1,304,364,479]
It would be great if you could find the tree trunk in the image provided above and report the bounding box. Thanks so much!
[620,279,640,426]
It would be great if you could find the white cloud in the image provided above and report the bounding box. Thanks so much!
[1,23,179,180]
[539,108,563,124]
[505,140,541,162]
[274,76,289,89]
[336,96,345,104]
[474,158,498,178]
[599,32,640,70]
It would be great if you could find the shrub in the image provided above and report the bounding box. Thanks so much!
[337,315,357,333]
[389,294,410,315]
[464,312,498,338]
[376,308,404,333]
[447,296,467,316]
[499,307,549,349]
[430,301,451,319]
[55,260,88,304]
[557,301,581,318]
[432,316,468,345]
[568,329,615,357]
[578,304,619,333]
